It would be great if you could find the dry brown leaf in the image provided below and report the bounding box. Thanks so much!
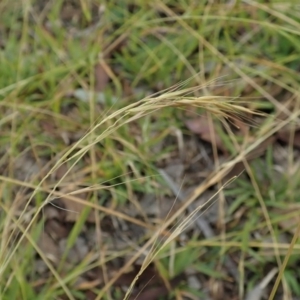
[277,129,300,149]
[37,232,59,264]
[185,116,225,152]
[54,164,69,180]
[45,219,69,239]
[61,194,96,223]
[43,206,60,219]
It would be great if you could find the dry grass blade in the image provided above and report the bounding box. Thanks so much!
[158,169,239,281]
[100,109,300,300]
[154,1,293,116]
[1,82,258,279]
[2,1,300,299]
[123,176,237,300]
[3,76,297,298]
[158,169,215,238]
[0,204,75,300]
[269,221,300,300]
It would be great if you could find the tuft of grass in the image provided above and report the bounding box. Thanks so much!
[1,1,300,299]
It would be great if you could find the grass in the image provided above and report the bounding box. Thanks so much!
[1,0,300,299]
